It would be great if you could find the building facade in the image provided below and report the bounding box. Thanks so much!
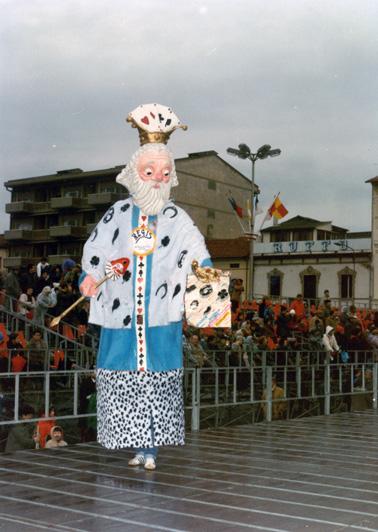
[3,151,255,269]
[210,216,372,306]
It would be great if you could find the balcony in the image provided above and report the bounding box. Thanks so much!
[49,225,87,239]
[48,254,79,265]
[87,192,121,205]
[50,197,86,210]
[5,201,35,214]
[3,257,27,268]
[31,229,50,241]
[4,229,33,241]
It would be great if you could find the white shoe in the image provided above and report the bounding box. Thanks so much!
[128,453,145,466]
[144,456,156,471]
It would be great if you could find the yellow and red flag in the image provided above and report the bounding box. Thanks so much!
[268,196,288,220]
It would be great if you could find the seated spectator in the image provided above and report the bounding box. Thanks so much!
[5,404,39,452]
[289,294,305,320]
[35,286,57,326]
[45,425,68,448]
[27,329,48,371]
[186,334,215,367]
[18,287,36,319]
[50,264,63,285]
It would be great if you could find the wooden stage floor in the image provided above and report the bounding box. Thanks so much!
[1,411,378,531]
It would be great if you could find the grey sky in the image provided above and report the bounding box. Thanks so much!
[1,0,377,233]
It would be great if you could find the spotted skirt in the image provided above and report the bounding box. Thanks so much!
[96,368,185,449]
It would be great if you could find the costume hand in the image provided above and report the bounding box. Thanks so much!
[80,275,98,297]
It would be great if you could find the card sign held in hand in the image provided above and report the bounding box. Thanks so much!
[185,271,231,328]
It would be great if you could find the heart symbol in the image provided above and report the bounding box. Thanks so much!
[137,309,142,314]
[142,215,147,221]
[139,347,143,352]
[141,116,149,125]
[138,278,143,283]
[139,340,143,344]
[140,367,145,371]
[138,287,142,292]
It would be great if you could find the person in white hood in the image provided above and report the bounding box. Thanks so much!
[322,325,340,362]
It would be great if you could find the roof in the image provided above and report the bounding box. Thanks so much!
[4,150,257,190]
[261,215,347,233]
[206,238,250,259]
[4,166,125,188]
[365,176,378,183]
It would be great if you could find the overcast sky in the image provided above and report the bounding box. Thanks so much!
[1,0,377,233]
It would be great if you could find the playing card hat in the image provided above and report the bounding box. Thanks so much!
[127,103,187,146]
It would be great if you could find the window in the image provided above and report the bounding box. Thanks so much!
[292,229,313,241]
[269,275,281,297]
[271,231,290,242]
[208,180,217,190]
[230,263,240,269]
[341,274,353,298]
[64,189,80,198]
[268,268,283,297]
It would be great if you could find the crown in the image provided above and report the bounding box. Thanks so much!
[126,103,188,146]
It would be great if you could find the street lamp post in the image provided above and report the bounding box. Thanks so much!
[227,144,281,300]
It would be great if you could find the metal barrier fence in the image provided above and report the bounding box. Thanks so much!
[1,364,377,433]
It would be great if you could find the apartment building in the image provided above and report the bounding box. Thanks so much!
[4,151,255,268]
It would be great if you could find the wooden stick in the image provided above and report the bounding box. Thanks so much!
[50,275,110,328]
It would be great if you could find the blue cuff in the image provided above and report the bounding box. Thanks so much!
[200,258,213,267]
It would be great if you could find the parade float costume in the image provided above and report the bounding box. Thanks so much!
[81,104,211,450]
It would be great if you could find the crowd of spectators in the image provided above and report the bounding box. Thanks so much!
[0,258,93,374]
[184,287,378,368]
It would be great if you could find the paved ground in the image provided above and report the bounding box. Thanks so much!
[1,411,378,531]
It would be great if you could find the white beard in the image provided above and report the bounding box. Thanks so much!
[116,145,176,216]
[129,177,171,216]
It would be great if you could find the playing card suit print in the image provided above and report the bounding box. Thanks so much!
[161,236,170,247]
[177,250,187,268]
[123,315,131,326]
[120,202,130,212]
[103,207,114,224]
[141,116,149,125]
[112,298,120,312]
[163,205,178,218]
[172,283,181,299]
[123,270,131,282]
[90,227,98,242]
[90,256,100,266]
[155,282,168,299]
[112,228,119,245]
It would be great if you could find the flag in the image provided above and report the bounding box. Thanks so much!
[228,195,243,219]
[268,196,288,220]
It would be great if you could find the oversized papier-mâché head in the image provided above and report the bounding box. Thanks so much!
[116,103,187,215]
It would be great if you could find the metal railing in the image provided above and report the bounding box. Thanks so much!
[0,299,96,368]
[0,363,376,433]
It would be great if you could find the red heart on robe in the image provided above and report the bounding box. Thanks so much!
[141,215,147,221]
[137,309,142,314]
[139,339,143,344]
[138,278,143,283]
[138,287,142,292]
[141,116,149,125]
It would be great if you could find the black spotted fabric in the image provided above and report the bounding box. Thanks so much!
[96,368,184,449]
